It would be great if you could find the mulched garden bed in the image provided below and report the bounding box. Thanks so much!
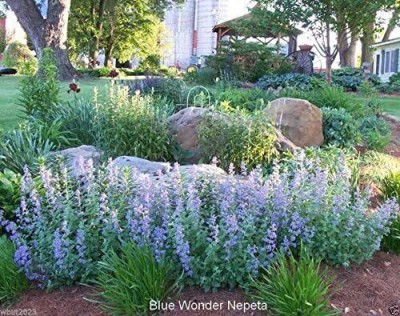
[3,251,399,316]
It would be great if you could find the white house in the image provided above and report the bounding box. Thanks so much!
[372,38,400,82]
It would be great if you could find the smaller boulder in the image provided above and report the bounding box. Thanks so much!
[51,145,103,177]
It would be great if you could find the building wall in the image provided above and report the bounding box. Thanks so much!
[163,0,251,69]
[373,42,400,82]
[5,11,27,45]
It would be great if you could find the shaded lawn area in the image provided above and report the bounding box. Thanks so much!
[376,96,400,118]
[0,75,112,131]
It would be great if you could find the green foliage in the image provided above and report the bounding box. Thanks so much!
[360,116,391,151]
[18,48,60,119]
[0,169,21,220]
[382,215,400,255]
[322,107,361,147]
[138,54,161,73]
[93,244,181,315]
[256,73,325,91]
[247,247,337,316]
[331,68,381,91]
[48,101,97,146]
[96,84,174,160]
[361,151,400,185]
[207,39,285,82]
[0,123,56,173]
[197,112,278,169]
[184,67,217,86]
[0,236,30,305]
[215,88,273,112]
[389,73,400,85]
[381,172,400,204]
[2,42,37,75]
[358,81,377,98]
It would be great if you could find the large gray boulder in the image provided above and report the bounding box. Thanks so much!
[109,156,171,175]
[110,156,227,178]
[168,107,210,164]
[265,98,324,147]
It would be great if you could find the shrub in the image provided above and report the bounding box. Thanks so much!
[93,244,180,315]
[78,68,111,78]
[389,73,400,85]
[2,152,398,290]
[256,73,324,91]
[197,112,278,169]
[215,88,273,113]
[306,86,364,118]
[322,107,361,147]
[0,169,21,221]
[185,67,217,86]
[360,116,391,151]
[0,236,30,305]
[331,68,380,91]
[361,151,400,185]
[247,246,336,316]
[0,26,5,53]
[95,84,174,160]
[18,48,60,119]
[2,42,37,75]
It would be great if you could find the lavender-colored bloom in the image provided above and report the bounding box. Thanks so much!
[76,229,87,265]
[208,215,219,244]
[261,223,277,265]
[174,222,192,276]
[246,245,260,276]
[223,214,239,260]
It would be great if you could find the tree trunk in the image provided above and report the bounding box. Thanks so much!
[5,0,78,80]
[338,31,358,67]
[361,21,375,71]
[383,7,400,42]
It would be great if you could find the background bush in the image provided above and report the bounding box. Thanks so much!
[2,42,37,75]
[197,112,278,169]
[18,48,60,119]
[256,73,325,91]
[96,84,174,160]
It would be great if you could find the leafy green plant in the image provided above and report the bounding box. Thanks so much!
[360,116,391,151]
[0,169,21,220]
[0,25,6,53]
[198,112,278,169]
[0,236,30,305]
[0,123,56,173]
[96,84,174,160]
[247,247,337,316]
[322,107,361,147]
[215,88,273,112]
[92,244,181,315]
[2,42,37,75]
[358,81,377,98]
[256,73,325,91]
[18,48,60,119]
[184,67,217,86]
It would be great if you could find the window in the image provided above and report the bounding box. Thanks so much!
[381,48,399,74]
[385,51,391,73]
[376,54,380,75]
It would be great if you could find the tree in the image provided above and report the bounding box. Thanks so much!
[69,0,182,68]
[4,0,78,80]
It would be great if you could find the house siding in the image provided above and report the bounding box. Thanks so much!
[373,42,400,82]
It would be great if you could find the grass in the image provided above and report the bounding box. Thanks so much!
[0,75,112,131]
[354,94,400,118]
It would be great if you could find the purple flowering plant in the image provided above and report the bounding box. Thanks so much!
[1,151,398,290]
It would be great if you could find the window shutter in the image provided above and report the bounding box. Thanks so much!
[381,50,385,74]
[396,49,400,72]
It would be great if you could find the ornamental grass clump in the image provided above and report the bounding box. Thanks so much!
[247,246,337,316]
[1,151,398,290]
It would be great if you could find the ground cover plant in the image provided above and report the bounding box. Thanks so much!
[1,151,398,292]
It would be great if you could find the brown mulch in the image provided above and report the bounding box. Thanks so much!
[3,251,400,316]
[384,114,400,158]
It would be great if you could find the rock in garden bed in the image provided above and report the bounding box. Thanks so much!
[265,97,324,147]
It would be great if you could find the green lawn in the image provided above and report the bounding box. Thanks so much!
[375,96,400,118]
[0,76,113,131]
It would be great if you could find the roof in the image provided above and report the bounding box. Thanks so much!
[212,12,302,37]
[371,37,400,48]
